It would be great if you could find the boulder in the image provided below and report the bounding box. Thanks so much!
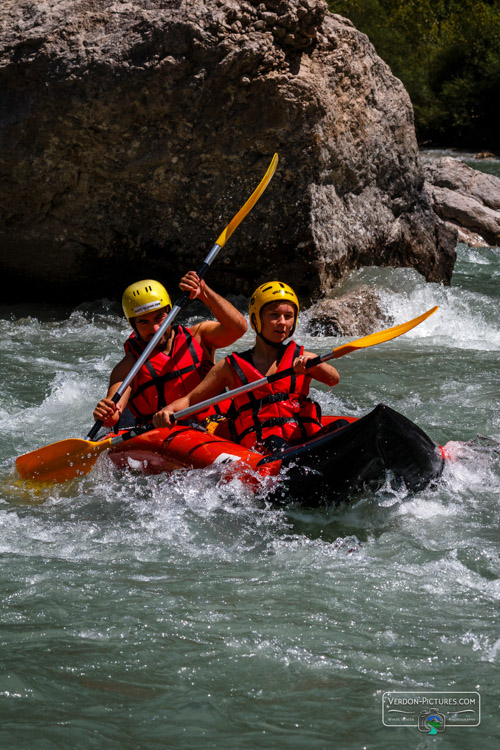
[307,286,389,336]
[0,0,456,305]
[424,157,500,247]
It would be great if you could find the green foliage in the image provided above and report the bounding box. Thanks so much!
[328,0,500,148]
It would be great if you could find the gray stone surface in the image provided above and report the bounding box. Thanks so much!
[307,286,389,336]
[424,157,500,247]
[0,0,456,304]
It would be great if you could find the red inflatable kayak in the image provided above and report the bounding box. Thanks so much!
[108,404,446,504]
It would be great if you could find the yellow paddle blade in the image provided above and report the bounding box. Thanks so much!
[15,436,113,483]
[332,306,438,359]
[215,153,278,248]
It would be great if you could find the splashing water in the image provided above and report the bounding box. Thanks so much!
[0,245,498,749]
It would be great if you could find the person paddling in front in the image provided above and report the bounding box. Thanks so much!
[93,272,247,429]
[152,281,340,451]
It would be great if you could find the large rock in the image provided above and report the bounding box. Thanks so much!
[0,0,456,305]
[424,157,500,247]
[307,286,389,336]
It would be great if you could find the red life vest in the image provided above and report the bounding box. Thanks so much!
[226,341,323,450]
[124,325,218,424]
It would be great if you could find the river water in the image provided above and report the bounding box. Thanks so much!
[0,243,498,749]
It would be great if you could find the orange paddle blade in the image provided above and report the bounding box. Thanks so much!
[15,437,112,483]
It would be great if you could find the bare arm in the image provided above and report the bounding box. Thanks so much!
[92,354,136,427]
[293,351,340,387]
[152,358,235,428]
[180,271,247,358]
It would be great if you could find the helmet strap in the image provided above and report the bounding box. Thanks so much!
[257,331,284,349]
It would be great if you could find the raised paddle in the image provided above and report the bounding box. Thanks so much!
[85,153,279,441]
[15,306,437,482]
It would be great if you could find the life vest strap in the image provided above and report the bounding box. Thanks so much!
[226,342,323,447]
[133,362,199,399]
[232,390,291,417]
[124,325,214,423]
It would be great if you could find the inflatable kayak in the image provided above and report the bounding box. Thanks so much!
[108,404,446,504]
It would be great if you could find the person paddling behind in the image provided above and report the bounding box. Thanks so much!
[93,272,247,429]
[152,281,340,451]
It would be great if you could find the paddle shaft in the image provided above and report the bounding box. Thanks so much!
[171,349,336,423]
[86,251,218,440]
[86,155,278,441]
[171,306,438,422]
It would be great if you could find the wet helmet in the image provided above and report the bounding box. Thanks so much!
[249,281,299,335]
[122,279,172,323]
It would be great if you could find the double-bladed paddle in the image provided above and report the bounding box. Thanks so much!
[15,306,437,482]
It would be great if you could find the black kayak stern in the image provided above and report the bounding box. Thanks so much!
[257,404,445,505]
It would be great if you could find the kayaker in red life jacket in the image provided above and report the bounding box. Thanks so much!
[152,281,340,451]
[93,272,247,428]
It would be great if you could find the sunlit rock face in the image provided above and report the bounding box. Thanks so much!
[0,0,455,304]
[424,157,500,247]
[306,286,390,337]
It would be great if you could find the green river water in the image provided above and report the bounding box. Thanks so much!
[0,244,499,749]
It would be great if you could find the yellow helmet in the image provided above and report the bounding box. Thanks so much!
[121,279,172,322]
[249,281,299,335]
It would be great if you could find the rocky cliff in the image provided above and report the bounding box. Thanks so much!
[0,0,456,305]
